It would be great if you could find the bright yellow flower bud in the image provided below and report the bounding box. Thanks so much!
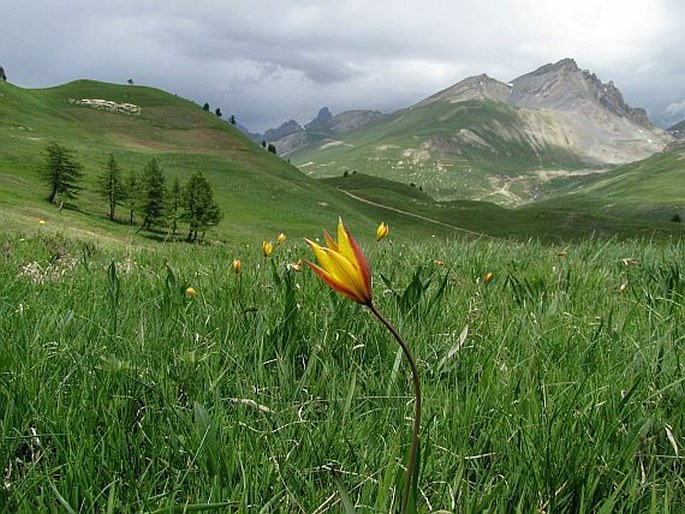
[484,272,493,284]
[185,287,197,297]
[376,221,389,241]
[261,240,273,257]
[277,232,287,245]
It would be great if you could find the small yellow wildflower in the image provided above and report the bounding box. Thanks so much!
[376,221,389,241]
[261,240,273,257]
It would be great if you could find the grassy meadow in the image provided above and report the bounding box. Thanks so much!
[1,229,683,512]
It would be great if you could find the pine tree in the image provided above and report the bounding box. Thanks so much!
[40,143,84,204]
[97,154,127,220]
[182,171,222,242]
[138,158,166,231]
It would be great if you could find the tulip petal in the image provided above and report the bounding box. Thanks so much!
[307,240,365,297]
[305,261,365,303]
[323,230,338,252]
[305,219,373,305]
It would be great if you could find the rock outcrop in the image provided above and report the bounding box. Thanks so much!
[263,119,303,142]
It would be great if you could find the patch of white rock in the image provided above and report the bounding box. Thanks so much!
[68,98,142,115]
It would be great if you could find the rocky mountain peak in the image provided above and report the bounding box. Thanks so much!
[532,57,580,76]
[507,58,652,127]
[416,73,511,106]
[263,119,303,142]
[305,106,333,130]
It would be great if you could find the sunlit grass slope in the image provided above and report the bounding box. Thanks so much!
[536,149,685,222]
[324,173,684,241]
[0,80,461,245]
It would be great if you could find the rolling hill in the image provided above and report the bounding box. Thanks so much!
[0,79,464,245]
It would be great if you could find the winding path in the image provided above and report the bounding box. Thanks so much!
[337,188,499,240]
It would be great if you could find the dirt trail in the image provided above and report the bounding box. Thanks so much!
[337,189,499,240]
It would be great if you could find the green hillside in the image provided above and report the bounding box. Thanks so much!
[534,149,685,222]
[291,99,586,200]
[324,173,684,241]
[0,80,461,245]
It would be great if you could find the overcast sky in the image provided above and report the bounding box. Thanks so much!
[3,0,684,132]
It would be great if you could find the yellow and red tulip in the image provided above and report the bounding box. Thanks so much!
[305,218,372,305]
[232,259,241,273]
[306,217,421,514]
[483,271,494,284]
[376,221,389,241]
[261,240,273,257]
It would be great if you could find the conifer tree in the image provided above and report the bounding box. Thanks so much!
[40,143,84,204]
[138,158,166,231]
[182,171,222,242]
[97,154,127,220]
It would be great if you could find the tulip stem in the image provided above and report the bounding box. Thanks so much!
[367,301,421,514]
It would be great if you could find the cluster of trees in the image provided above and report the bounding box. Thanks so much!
[202,102,237,124]
[40,143,223,242]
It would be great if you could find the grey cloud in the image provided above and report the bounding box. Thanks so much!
[2,0,683,131]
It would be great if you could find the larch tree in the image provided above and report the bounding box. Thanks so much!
[97,154,127,220]
[182,170,222,242]
[138,158,167,231]
[40,143,84,204]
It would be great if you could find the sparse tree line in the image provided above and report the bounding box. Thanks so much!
[40,143,222,242]
[202,101,236,125]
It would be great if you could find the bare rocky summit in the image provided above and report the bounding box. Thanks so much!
[412,58,670,165]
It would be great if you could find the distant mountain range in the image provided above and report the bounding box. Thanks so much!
[240,106,384,154]
[284,58,673,202]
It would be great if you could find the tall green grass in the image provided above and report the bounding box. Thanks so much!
[1,232,683,512]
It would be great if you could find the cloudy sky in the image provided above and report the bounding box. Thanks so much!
[3,0,684,132]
